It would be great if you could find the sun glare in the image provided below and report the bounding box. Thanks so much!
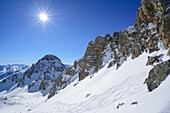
[40,13,48,22]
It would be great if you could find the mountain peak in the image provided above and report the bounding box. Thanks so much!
[16,55,68,95]
[40,54,61,61]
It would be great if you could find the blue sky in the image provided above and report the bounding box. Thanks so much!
[0,0,141,65]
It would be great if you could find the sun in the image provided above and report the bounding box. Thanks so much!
[40,13,48,22]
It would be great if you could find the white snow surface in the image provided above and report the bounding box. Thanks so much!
[148,22,155,30]
[126,25,137,34]
[0,49,170,113]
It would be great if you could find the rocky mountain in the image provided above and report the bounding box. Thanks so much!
[48,0,170,98]
[0,55,68,96]
[18,54,68,96]
[0,64,29,92]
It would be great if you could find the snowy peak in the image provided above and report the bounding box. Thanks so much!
[19,54,67,96]
[34,54,66,73]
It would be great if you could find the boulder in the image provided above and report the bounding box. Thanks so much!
[144,60,170,91]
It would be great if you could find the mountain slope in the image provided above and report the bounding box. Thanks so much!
[30,48,169,113]
[0,47,169,113]
[0,0,169,113]
[48,0,170,98]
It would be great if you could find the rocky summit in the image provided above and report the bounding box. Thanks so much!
[17,54,68,95]
[48,0,170,98]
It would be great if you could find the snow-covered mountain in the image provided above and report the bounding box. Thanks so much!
[0,55,68,95]
[18,54,68,96]
[0,0,169,113]
[0,64,29,92]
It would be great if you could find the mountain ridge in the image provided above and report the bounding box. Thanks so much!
[48,0,170,98]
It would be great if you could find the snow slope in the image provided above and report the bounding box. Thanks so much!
[0,47,169,113]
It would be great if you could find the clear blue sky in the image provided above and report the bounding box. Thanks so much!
[0,0,141,65]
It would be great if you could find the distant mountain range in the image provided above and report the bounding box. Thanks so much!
[0,55,70,94]
[0,64,29,92]
[0,64,29,80]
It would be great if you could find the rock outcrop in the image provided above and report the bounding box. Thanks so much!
[144,60,170,91]
[48,0,170,98]
[146,54,163,65]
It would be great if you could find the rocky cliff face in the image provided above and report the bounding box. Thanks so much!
[137,0,170,50]
[48,0,170,98]
[19,55,67,95]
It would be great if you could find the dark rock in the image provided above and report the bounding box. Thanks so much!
[144,60,170,91]
[131,101,138,105]
[4,97,7,100]
[79,71,89,81]
[85,93,91,98]
[90,75,94,79]
[27,109,31,111]
[73,82,79,87]
[2,80,6,83]
[41,54,61,61]
[108,60,116,68]
[146,54,164,65]
[117,103,124,109]
[168,49,170,56]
